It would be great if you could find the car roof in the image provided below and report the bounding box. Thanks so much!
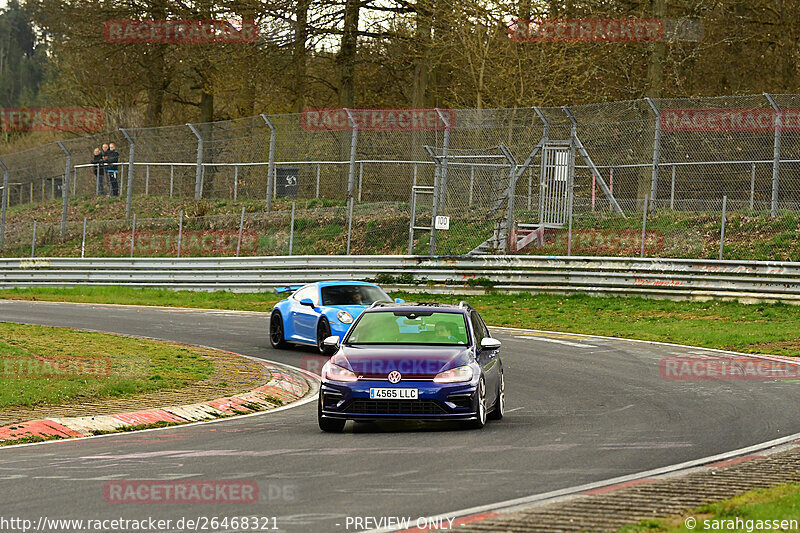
[313,280,381,288]
[365,302,473,313]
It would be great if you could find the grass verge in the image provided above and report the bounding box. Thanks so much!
[619,482,800,532]
[1,287,799,356]
[0,321,213,409]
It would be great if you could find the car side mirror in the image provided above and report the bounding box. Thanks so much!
[394,298,405,303]
[300,298,315,307]
[480,337,501,350]
[322,335,340,355]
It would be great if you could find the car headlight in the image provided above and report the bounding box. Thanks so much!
[322,362,358,382]
[433,365,474,383]
[337,310,354,324]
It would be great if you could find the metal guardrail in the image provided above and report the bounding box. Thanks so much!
[1,255,799,303]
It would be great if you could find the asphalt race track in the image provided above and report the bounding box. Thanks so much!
[1,300,800,532]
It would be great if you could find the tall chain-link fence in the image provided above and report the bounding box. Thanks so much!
[2,94,800,261]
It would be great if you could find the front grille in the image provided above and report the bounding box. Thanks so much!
[343,400,447,415]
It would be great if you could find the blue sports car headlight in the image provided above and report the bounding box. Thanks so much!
[337,310,354,324]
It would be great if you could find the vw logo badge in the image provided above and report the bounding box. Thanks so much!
[388,371,402,384]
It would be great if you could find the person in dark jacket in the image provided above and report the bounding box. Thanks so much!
[106,143,120,196]
[91,147,105,195]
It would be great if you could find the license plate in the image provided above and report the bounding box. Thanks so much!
[369,388,419,400]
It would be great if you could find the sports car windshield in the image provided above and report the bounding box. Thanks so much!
[346,311,469,345]
[321,285,390,306]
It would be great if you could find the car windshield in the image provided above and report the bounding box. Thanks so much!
[346,310,469,345]
[321,285,391,306]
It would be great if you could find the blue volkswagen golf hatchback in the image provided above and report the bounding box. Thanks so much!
[317,302,504,432]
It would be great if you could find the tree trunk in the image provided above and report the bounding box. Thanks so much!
[337,0,360,108]
[411,0,431,109]
[294,0,310,112]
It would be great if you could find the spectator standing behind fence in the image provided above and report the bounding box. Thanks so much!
[106,142,120,196]
[92,148,105,195]
[101,143,110,194]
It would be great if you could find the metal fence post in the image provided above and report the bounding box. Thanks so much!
[640,194,649,258]
[316,164,321,198]
[564,110,577,257]
[750,163,756,211]
[56,141,71,239]
[645,97,661,211]
[81,217,87,258]
[470,165,475,207]
[186,123,204,201]
[670,165,676,210]
[343,108,359,255]
[260,114,277,212]
[289,201,296,256]
[719,195,727,260]
[120,128,135,220]
[130,213,136,258]
[434,108,451,217]
[236,206,245,257]
[764,93,781,217]
[170,165,174,198]
[31,219,37,257]
[0,157,8,249]
[233,165,239,201]
[177,209,183,258]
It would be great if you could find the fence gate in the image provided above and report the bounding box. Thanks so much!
[539,141,575,227]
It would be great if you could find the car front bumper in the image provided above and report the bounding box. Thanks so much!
[319,379,479,421]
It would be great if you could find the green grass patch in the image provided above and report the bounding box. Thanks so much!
[2,287,799,357]
[0,321,214,409]
[619,482,800,532]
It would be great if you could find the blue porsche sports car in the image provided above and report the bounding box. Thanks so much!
[317,302,504,432]
[269,281,396,353]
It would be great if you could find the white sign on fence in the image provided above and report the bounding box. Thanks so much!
[434,216,450,230]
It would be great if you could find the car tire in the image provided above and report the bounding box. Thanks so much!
[318,396,346,433]
[269,311,288,349]
[488,372,505,421]
[466,377,487,430]
[316,317,332,354]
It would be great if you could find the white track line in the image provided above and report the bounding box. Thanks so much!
[365,324,800,533]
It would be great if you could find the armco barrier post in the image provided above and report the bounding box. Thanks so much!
[260,114,276,212]
[764,93,781,217]
[644,97,661,211]
[57,141,71,239]
[187,123,204,201]
[120,128,135,220]
[719,195,727,260]
[344,108,358,255]
[0,157,8,249]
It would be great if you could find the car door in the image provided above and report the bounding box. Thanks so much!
[471,311,499,402]
[291,285,320,342]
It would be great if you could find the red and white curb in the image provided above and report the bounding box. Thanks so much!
[0,362,311,444]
